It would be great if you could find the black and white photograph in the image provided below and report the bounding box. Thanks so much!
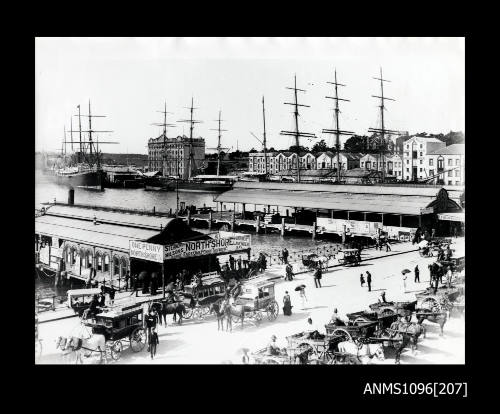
[34,37,465,366]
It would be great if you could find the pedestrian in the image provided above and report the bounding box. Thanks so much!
[446,266,453,288]
[329,308,341,325]
[385,239,392,252]
[433,273,439,294]
[414,265,420,283]
[229,255,235,271]
[431,228,436,239]
[237,256,242,271]
[313,266,322,288]
[282,248,289,265]
[298,285,307,309]
[108,284,116,305]
[149,326,159,359]
[98,288,106,307]
[360,273,365,287]
[283,291,292,316]
[402,273,407,293]
[366,271,372,292]
[145,308,157,346]
[125,270,130,291]
[241,349,250,364]
[215,257,221,273]
[285,263,294,281]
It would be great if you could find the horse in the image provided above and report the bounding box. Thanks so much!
[151,301,185,325]
[416,310,447,336]
[56,334,107,364]
[209,300,228,331]
[384,331,413,364]
[389,320,426,352]
[337,340,385,364]
[218,301,249,332]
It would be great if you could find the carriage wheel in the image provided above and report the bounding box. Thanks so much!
[232,315,241,324]
[129,327,146,352]
[267,301,279,321]
[331,328,352,342]
[110,341,123,360]
[201,306,210,316]
[183,307,193,319]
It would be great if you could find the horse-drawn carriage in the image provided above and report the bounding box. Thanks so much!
[178,273,227,319]
[83,302,146,361]
[438,255,465,274]
[336,249,360,266]
[416,285,463,313]
[231,278,279,326]
[368,300,417,321]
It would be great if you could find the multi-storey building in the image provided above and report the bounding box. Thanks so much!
[148,134,205,179]
[162,135,205,179]
[248,151,278,174]
[401,136,446,181]
[360,153,403,178]
[147,135,166,172]
[426,144,465,186]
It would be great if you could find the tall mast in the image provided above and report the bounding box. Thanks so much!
[262,96,268,175]
[178,97,202,179]
[70,117,74,152]
[280,74,316,183]
[70,102,115,169]
[368,67,398,182]
[151,101,175,176]
[209,110,228,176]
[322,69,354,183]
[78,105,82,163]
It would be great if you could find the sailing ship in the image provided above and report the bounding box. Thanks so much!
[51,102,116,190]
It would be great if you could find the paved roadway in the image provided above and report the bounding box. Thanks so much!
[37,238,465,364]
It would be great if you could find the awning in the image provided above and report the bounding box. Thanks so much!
[437,212,465,223]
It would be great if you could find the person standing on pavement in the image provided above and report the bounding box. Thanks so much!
[385,239,392,252]
[360,273,365,287]
[298,285,307,309]
[446,266,453,288]
[414,265,420,283]
[229,255,235,271]
[283,291,292,316]
[108,284,116,305]
[282,248,289,265]
[313,265,322,288]
[145,308,157,346]
[366,271,372,292]
[149,326,159,359]
[237,256,242,271]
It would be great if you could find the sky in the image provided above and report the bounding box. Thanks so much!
[35,37,465,154]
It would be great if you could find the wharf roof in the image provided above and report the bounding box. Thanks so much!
[35,215,159,252]
[43,204,174,230]
[215,182,461,215]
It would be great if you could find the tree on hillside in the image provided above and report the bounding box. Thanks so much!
[311,139,328,153]
[288,145,310,153]
[344,135,370,153]
[249,148,257,153]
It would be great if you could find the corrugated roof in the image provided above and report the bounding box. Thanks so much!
[230,181,445,197]
[428,144,465,156]
[35,215,159,251]
[215,188,434,215]
[44,205,174,230]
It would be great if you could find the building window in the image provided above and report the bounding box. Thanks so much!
[455,170,460,177]
[406,160,409,165]
[412,151,417,159]
[448,159,453,166]
[420,144,423,149]
[429,159,433,166]
[420,160,423,164]
[448,170,453,177]
[420,168,423,172]
[406,145,409,150]
[104,255,110,273]
[96,254,103,271]
[406,168,409,173]
[448,180,452,185]
[429,169,434,176]
[113,257,120,276]
[456,159,460,166]
[420,152,423,157]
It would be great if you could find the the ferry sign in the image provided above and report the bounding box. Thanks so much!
[129,240,164,263]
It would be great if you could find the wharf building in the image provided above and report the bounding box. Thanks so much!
[147,134,205,178]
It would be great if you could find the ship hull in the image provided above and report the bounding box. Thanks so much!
[54,170,104,190]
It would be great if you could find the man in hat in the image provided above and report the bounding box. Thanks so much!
[360,273,365,287]
[282,248,289,265]
[414,265,420,283]
[313,265,322,288]
[366,271,372,292]
[229,255,235,271]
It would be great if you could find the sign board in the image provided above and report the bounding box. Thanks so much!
[316,218,381,237]
[437,213,465,223]
[39,246,50,265]
[382,225,417,240]
[50,247,62,259]
[129,241,164,263]
[164,233,251,260]
[420,207,434,215]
